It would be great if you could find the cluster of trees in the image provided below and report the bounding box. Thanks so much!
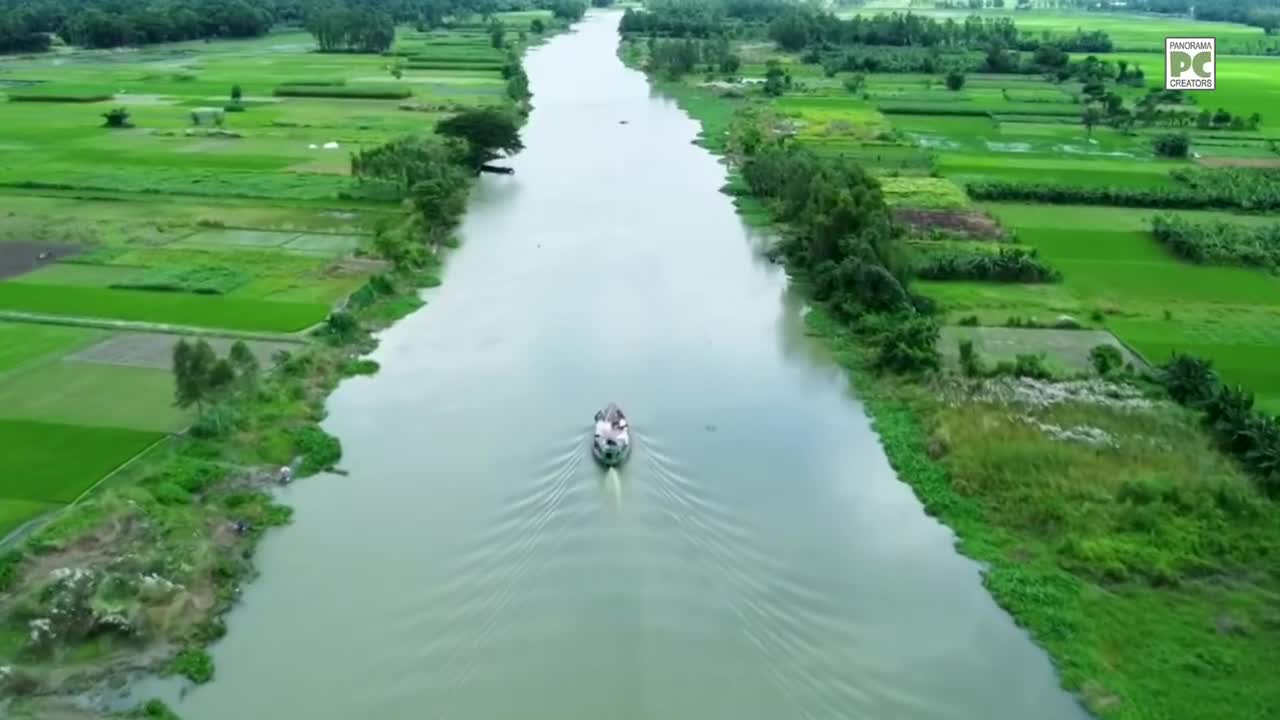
[645,35,742,78]
[1151,213,1280,269]
[172,339,260,416]
[1160,353,1279,496]
[968,168,1280,211]
[738,143,940,372]
[352,136,473,260]
[307,6,395,52]
[0,0,273,50]
[350,108,520,251]
[1104,0,1280,35]
[912,245,1061,282]
[768,9,1112,54]
[0,0,579,52]
[619,0,792,39]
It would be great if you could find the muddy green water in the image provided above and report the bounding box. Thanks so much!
[175,12,1090,720]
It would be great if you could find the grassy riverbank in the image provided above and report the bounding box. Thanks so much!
[621,4,1280,717]
[0,7,573,717]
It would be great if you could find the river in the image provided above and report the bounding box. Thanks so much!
[175,12,1090,720]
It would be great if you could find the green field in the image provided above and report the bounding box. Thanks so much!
[0,361,191,432]
[0,16,535,544]
[0,322,106,373]
[0,283,329,331]
[0,419,161,533]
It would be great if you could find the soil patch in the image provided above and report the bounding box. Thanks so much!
[1196,156,1280,169]
[939,326,1148,373]
[68,332,300,371]
[893,208,1005,239]
[0,242,85,280]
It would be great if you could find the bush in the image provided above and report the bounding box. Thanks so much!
[1089,344,1124,375]
[958,339,984,376]
[996,352,1052,379]
[957,314,980,326]
[273,85,411,99]
[1151,213,1280,270]
[291,425,342,474]
[1160,352,1220,406]
[912,246,1061,283]
[874,315,941,373]
[945,71,966,90]
[1152,133,1190,158]
[167,647,214,684]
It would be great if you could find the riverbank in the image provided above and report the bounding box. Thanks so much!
[624,34,1280,720]
[0,15,572,718]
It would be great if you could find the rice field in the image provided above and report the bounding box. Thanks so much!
[0,15,542,534]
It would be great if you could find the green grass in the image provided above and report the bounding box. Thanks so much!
[0,419,162,504]
[0,498,60,538]
[0,322,106,374]
[0,283,329,332]
[1108,318,1280,414]
[0,361,191,432]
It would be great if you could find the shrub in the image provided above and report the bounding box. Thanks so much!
[958,339,984,376]
[167,647,214,684]
[957,314,980,326]
[874,315,941,373]
[1151,213,1280,270]
[1152,133,1190,158]
[101,107,132,128]
[291,425,342,474]
[912,246,1061,283]
[945,71,965,90]
[1160,353,1220,406]
[273,85,411,99]
[1089,344,1124,375]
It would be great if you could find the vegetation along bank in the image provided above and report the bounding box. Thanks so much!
[621,0,1280,718]
[0,0,587,717]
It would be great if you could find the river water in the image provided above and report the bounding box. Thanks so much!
[176,12,1089,720]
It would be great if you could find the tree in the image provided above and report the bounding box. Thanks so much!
[230,84,242,104]
[173,339,218,410]
[944,71,965,91]
[763,60,787,97]
[719,52,741,75]
[228,340,259,388]
[488,18,505,49]
[307,7,394,53]
[530,18,545,33]
[548,0,587,22]
[208,358,236,400]
[843,73,866,94]
[1082,106,1103,137]
[1248,112,1262,130]
[435,107,524,170]
[1160,353,1220,406]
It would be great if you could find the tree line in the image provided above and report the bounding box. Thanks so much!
[620,0,1113,53]
[0,0,579,53]
[737,139,942,373]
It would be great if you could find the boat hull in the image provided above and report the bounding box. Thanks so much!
[591,436,631,467]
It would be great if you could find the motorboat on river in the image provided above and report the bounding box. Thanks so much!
[592,403,631,467]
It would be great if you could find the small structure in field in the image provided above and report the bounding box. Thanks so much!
[189,107,225,127]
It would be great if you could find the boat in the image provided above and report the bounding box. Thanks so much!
[592,403,631,467]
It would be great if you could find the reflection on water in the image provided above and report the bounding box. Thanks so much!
[175,11,1090,720]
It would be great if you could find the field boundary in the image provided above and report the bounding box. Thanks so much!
[0,310,312,343]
